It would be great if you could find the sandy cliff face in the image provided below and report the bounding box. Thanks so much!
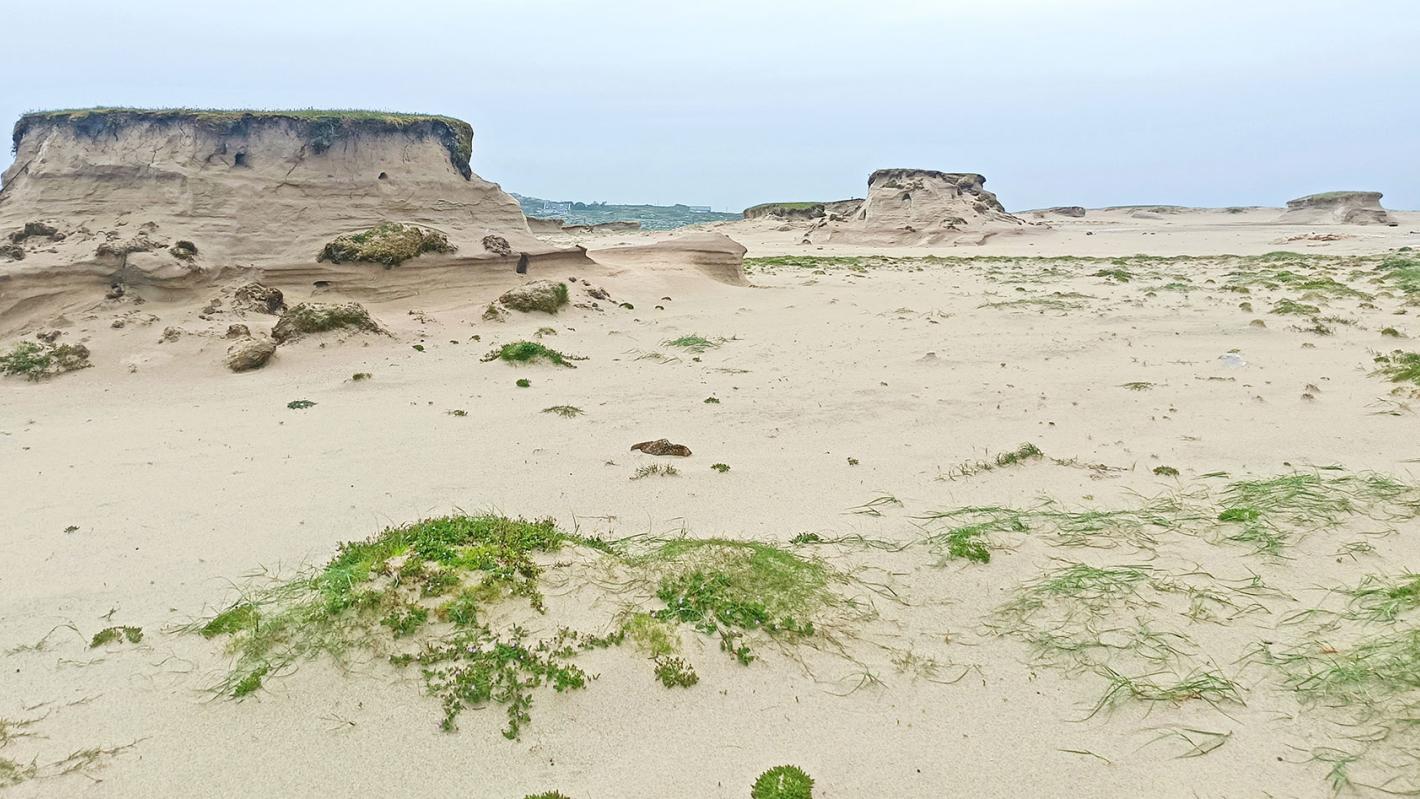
[0,111,532,268]
[0,111,597,324]
[809,169,1035,245]
[1277,191,1394,225]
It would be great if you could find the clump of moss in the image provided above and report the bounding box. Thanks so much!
[516,378,532,388]
[318,223,454,266]
[271,302,385,343]
[482,341,581,368]
[89,626,143,647]
[751,765,814,799]
[0,341,91,381]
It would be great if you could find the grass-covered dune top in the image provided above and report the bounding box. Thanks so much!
[12,108,476,178]
[743,202,827,219]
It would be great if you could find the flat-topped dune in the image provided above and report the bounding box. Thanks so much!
[0,109,750,328]
[1277,190,1394,225]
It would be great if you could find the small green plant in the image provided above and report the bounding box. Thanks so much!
[1381,327,1403,338]
[751,765,814,799]
[516,378,531,388]
[712,463,731,473]
[287,399,317,410]
[482,341,581,368]
[89,626,143,647]
[1272,298,1321,316]
[704,396,721,404]
[448,409,468,417]
[412,344,425,352]
[351,372,373,381]
[542,405,584,417]
[1153,465,1180,477]
[1121,381,1154,391]
[523,793,572,799]
[664,334,722,353]
[632,464,680,480]
[654,656,699,688]
[847,457,859,466]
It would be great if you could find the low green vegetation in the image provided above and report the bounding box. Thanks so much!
[1373,350,1420,387]
[89,626,143,647]
[482,341,581,367]
[0,341,91,380]
[193,516,860,739]
[542,405,583,417]
[631,464,679,480]
[751,765,814,799]
[664,334,723,353]
[287,399,316,410]
[653,656,699,688]
[711,463,731,473]
[516,378,532,388]
[318,223,454,266]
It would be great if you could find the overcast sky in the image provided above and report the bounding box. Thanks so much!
[3,0,1416,211]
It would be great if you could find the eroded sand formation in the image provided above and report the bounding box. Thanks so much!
[0,109,747,329]
[738,169,1038,246]
[1277,190,1395,225]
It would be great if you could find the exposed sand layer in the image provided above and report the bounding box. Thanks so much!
[4,209,1420,797]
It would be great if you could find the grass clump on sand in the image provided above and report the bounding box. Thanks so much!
[1271,298,1322,316]
[542,405,583,417]
[89,626,143,647]
[1378,255,1420,296]
[664,334,723,353]
[638,539,836,665]
[523,793,573,799]
[482,341,581,368]
[939,442,1045,480]
[1372,351,1420,387]
[318,223,454,266]
[631,464,679,480]
[190,514,617,737]
[0,341,91,381]
[751,765,814,799]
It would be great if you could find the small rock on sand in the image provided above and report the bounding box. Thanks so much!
[226,337,276,372]
[631,439,693,457]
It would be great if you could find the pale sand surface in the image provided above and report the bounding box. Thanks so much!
[3,214,1420,797]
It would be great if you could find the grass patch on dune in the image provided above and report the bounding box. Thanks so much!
[1373,351,1420,387]
[193,516,867,737]
[482,341,582,368]
[664,334,724,353]
[635,539,837,665]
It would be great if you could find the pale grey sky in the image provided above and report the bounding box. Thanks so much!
[3,0,1416,211]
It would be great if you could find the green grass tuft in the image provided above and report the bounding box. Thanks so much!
[751,765,814,799]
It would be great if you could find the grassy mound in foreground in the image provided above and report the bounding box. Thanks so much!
[191,515,850,738]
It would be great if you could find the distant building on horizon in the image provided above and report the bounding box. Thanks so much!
[540,201,572,215]
[687,206,712,213]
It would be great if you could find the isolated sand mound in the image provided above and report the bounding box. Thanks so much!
[1277,191,1394,225]
[807,169,1036,246]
